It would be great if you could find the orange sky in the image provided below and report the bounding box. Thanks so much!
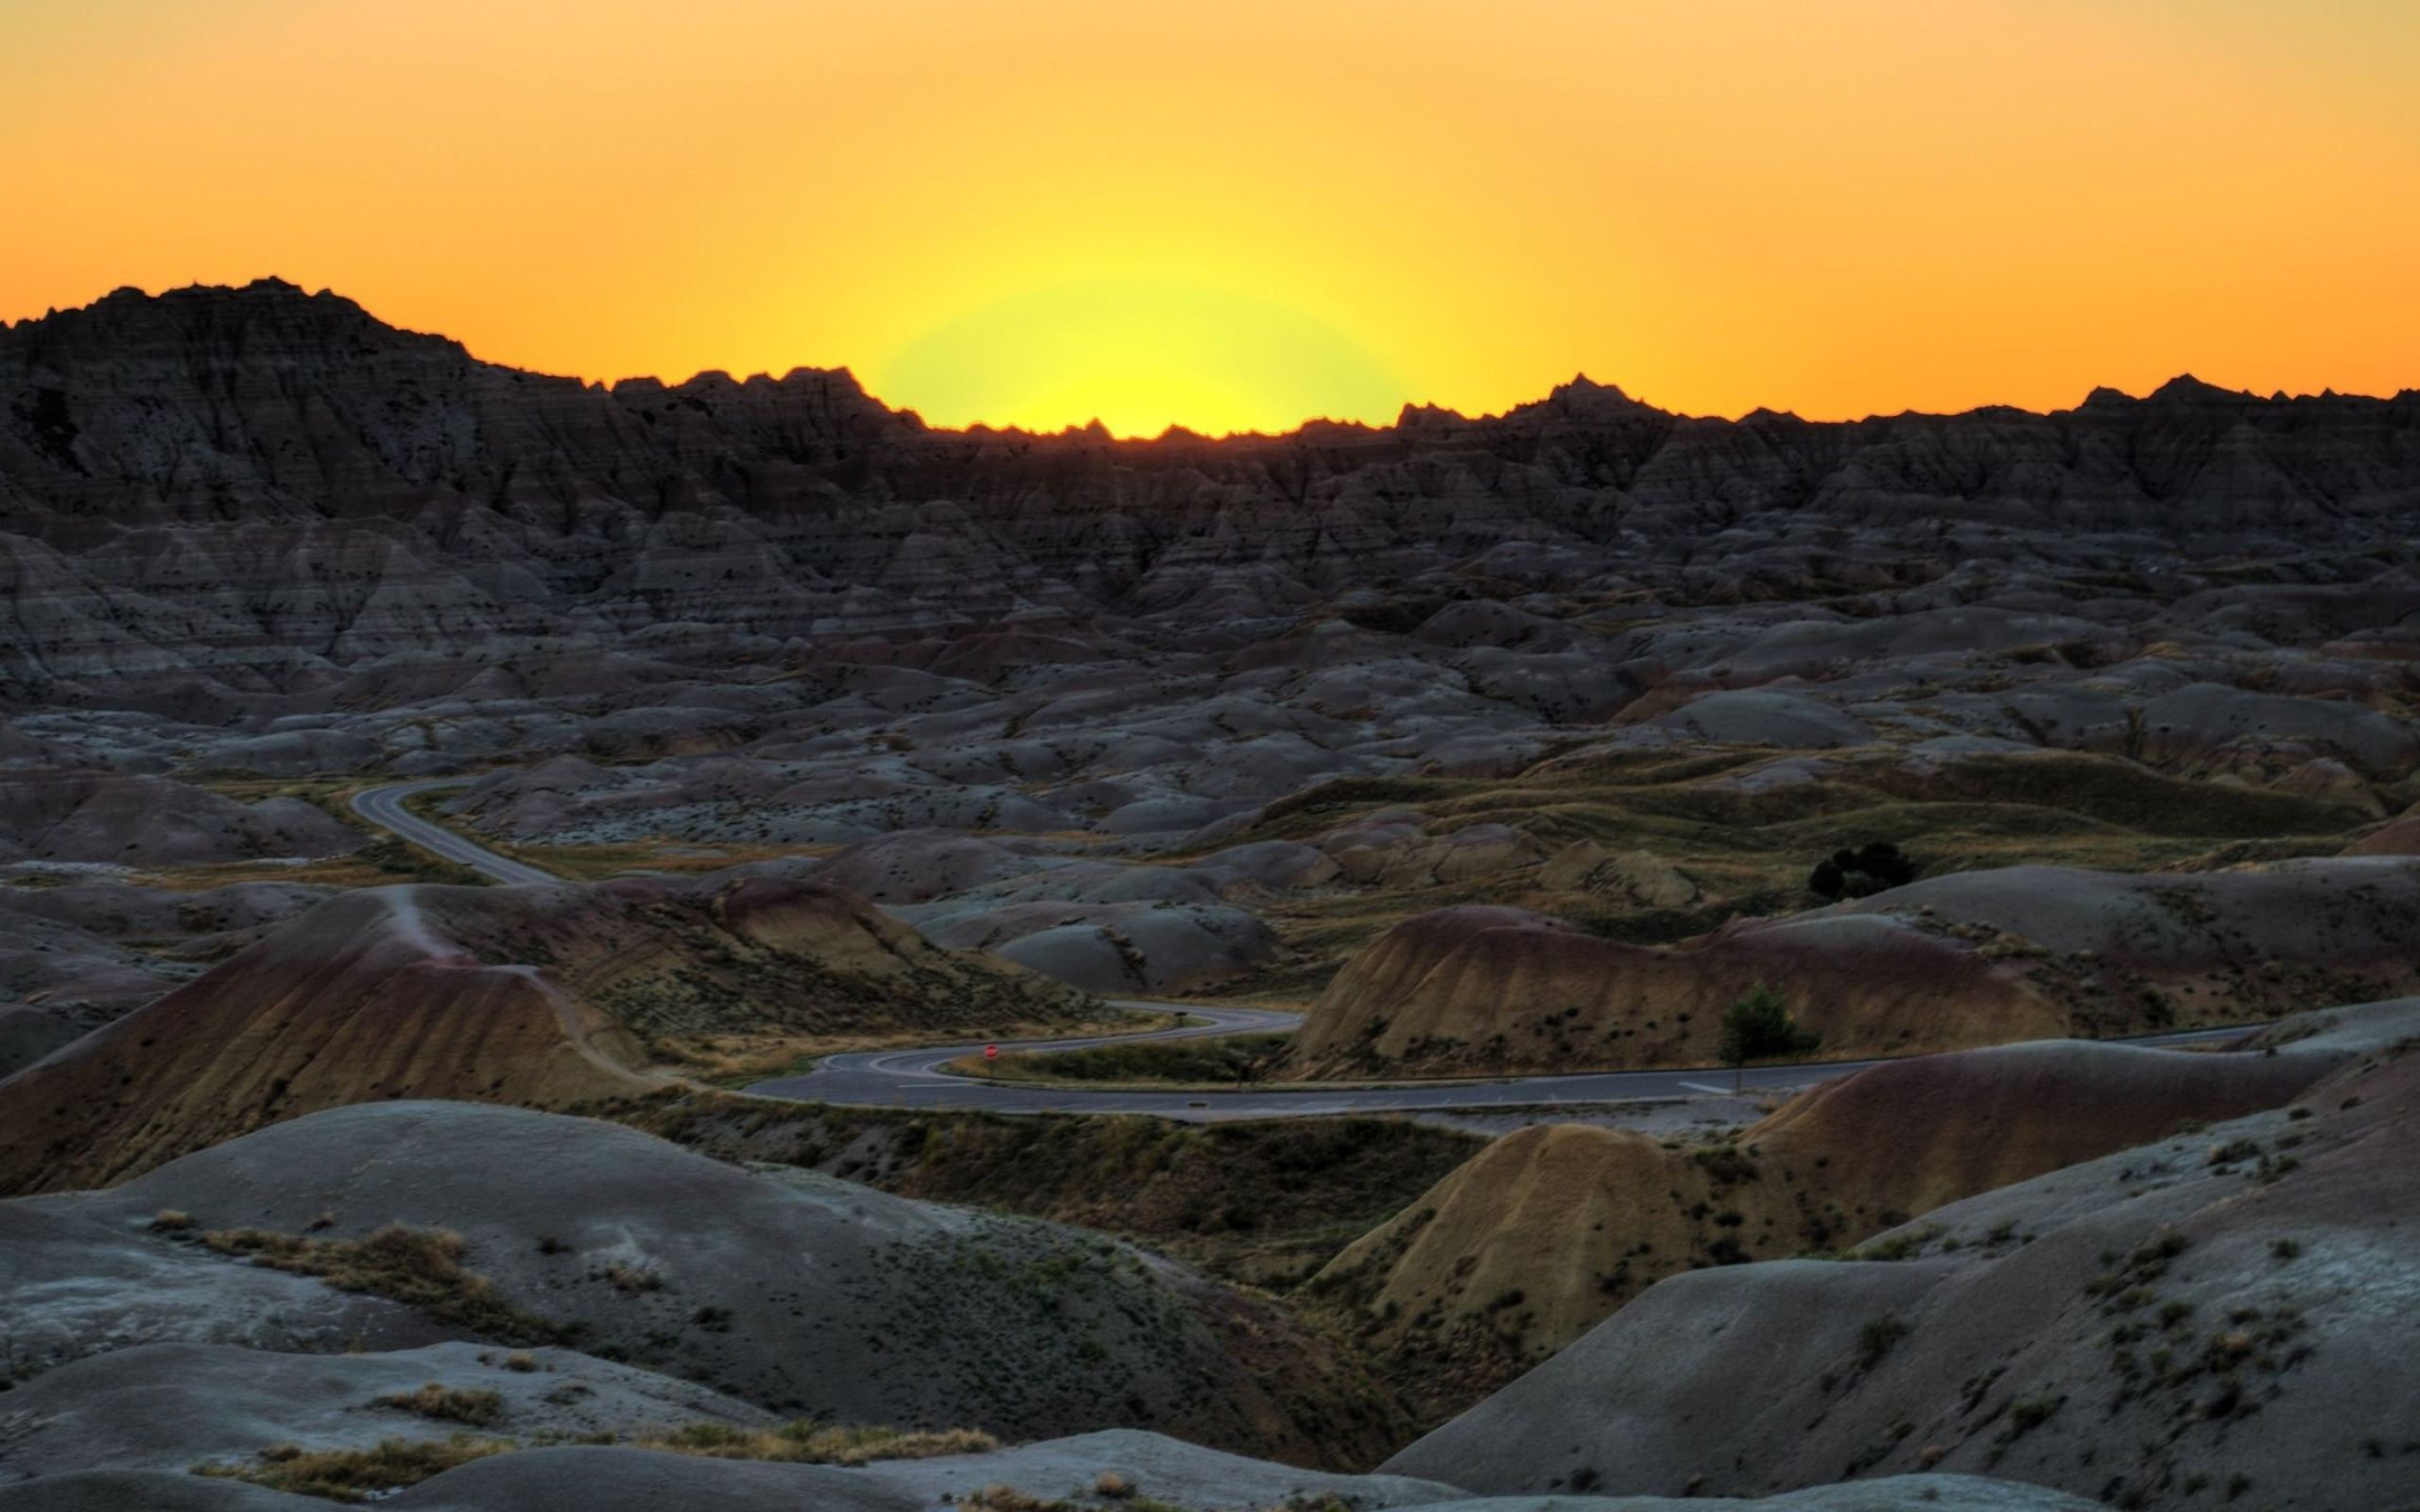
[5,1,2417,436]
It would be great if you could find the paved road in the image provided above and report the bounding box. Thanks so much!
[352,780,559,886]
[345,779,2268,1122]
[746,1012,2261,1122]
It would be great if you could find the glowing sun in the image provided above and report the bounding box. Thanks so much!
[865,280,1406,438]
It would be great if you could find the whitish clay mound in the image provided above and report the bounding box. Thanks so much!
[1313,1008,2375,1415]
[0,1341,771,1484]
[1384,1002,2420,1510]
[0,874,1090,1194]
[0,1446,2102,1512]
[7,1103,1405,1465]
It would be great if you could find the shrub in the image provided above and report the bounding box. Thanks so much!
[1857,1314,1910,1370]
[1720,983,1821,1073]
[960,1034,1288,1086]
[2007,1395,2063,1435]
[149,1210,195,1232]
[1809,842,1919,900]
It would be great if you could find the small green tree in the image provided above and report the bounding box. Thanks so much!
[1720,981,1821,1090]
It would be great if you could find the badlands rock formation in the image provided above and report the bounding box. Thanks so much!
[0,771,356,867]
[1288,859,2420,1076]
[0,873,1091,1194]
[1385,1004,2420,1509]
[1312,1005,2384,1414]
[6,280,2420,1022]
[1,1102,1404,1465]
[6,281,2420,1511]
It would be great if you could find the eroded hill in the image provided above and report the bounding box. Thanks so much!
[1383,1005,2420,1506]
[0,873,1094,1194]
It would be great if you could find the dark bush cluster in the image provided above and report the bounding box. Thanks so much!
[1808,841,1919,900]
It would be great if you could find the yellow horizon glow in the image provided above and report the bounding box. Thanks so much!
[4,1,2417,438]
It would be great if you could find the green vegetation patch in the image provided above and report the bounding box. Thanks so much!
[951,1034,1291,1086]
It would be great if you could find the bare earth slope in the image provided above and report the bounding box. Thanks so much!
[1384,1004,2420,1511]
[0,873,1090,1194]
[1286,860,2420,1077]
[7,1102,1405,1466]
[1312,1007,2377,1420]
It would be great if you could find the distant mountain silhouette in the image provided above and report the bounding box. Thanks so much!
[2,278,2415,698]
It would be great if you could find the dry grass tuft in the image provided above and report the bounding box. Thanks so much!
[637,1420,999,1465]
[603,1262,667,1293]
[192,1435,511,1502]
[961,1486,1064,1512]
[189,1420,997,1502]
[199,1223,577,1346]
[378,1383,506,1427]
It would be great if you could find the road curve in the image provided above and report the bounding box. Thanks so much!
[747,1016,2259,1122]
[345,779,2267,1122]
[352,780,558,886]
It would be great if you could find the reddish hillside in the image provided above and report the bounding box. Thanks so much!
[1284,905,2058,1077]
[0,874,1090,1194]
[1314,1022,2363,1422]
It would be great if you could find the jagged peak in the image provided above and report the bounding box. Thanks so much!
[1396,401,1466,428]
[5,281,2403,436]
[2149,373,2252,404]
[1548,372,1638,406]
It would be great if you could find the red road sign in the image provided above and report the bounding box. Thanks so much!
[983,1044,999,1060]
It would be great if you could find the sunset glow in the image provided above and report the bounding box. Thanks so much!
[5,0,2416,435]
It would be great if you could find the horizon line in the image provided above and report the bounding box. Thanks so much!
[13,276,2419,443]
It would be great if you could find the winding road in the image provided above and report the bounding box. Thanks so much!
[353,780,558,886]
[350,780,2268,1122]
[741,1011,2256,1120]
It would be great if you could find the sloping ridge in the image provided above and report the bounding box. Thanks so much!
[1313,1022,2356,1421]
[0,886,651,1194]
[1284,904,2060,1077]
[1288,859,2420,1079]
[1381,1001,2420,1507]
[0,872,1093,1194]
[17,1101,1411,1466]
